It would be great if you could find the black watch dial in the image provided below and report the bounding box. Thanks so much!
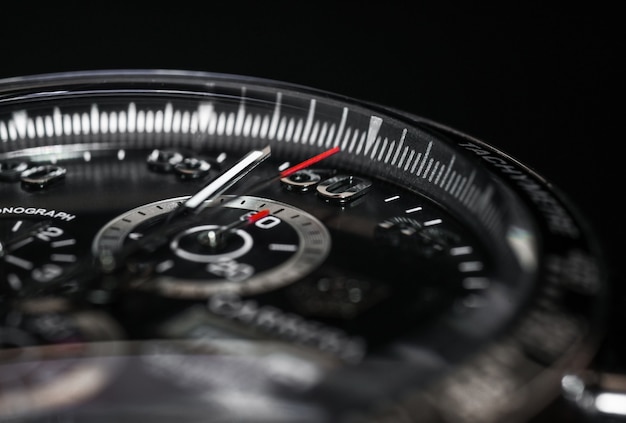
[0,70,607,423]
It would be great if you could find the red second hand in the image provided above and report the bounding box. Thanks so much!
[279,146,340,178]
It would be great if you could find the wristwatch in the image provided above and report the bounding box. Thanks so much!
[0,70,615,422]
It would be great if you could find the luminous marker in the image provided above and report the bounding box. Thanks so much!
[51,254,77,262]
[309,121,319,145]
[216,112,226,135]
[347,129,359,153]
[235,93,246,136]
[129,233,143,240]
[225,111,235,136]
[441,155,456,188]
[428,161,439,181]
[463,294,485,308]
[391,129,406,165]
[460,171,476,203]
[404,150,415,171]
[424,219,443,226]
[595,392,626,416]
[422,158,434,178]
[294,119,303,142]
[126,103,134,132]
[454,176,467,197]
[51,239,77,248]
[377,138,388,161]
[53,107,63,136]
[156,260,175,273]
[278,162,290,172]
[269,243,298,252]
[1,121,8,141]
[416,141,433,176]
[302,99,316,143]
[317,122,328,147]
[268,92,282,140]
[72,113,81,135]
[7,274,21,290]
[100,110,110,133]
[365,115,383,154]
[398,146,409,168]
[37,116,46,137]
[155,110,164,133]
[411,153,422,173]
[118,111,127,133]
[11,220,23,232]
[385,140,396,163]
[334,107,348,145]
[5,255,34,270]
[401,227,417,236]
[369,138,380,159]
[6,121,16,140]
[448,172,460,193]
[384,195,400,202]
[12,110,27,138]
[459,261,484,272]
[198,102,213,132]
[463,277,490,290]
[405,206,422,214]
[285,117,295,141]
[434,164,446,185]
[117,149,126,160]
[9,237,34,250]
[450,246,473,256]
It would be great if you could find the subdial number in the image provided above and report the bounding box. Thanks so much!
[1,219,78,293]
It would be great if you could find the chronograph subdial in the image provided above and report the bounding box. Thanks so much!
[0,217,81,296]
[374,215,492,310]
[92,196,332,299]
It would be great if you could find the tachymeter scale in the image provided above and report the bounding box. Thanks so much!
[92,196,332,298]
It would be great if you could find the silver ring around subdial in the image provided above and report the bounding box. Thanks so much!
[170,225,254,263]
[92,196,331,299]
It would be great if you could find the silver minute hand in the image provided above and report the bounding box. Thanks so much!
[183,145,271,212]
[167,145,271,220]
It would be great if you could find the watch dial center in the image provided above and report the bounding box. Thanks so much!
[170,225,253,263]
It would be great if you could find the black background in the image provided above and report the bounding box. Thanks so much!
[1,4,622,421]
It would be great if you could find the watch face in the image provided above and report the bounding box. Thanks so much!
[0,70,607,422]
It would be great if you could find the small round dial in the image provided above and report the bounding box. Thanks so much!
[0,218,81,295]
[93,196,331,298]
